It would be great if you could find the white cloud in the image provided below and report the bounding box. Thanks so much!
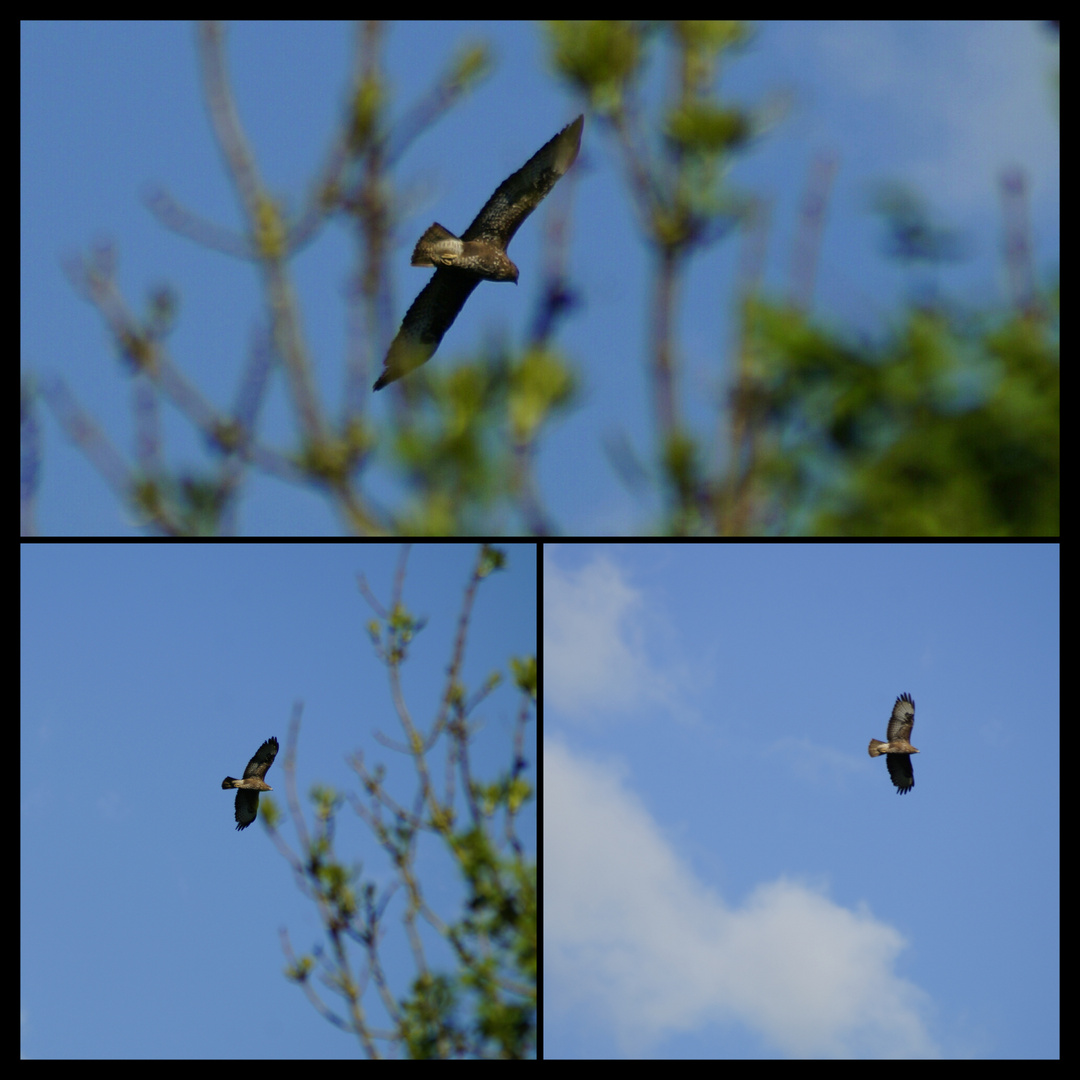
[545,738,940,1058]
[809,21,1058,217]
[543,550,668,720]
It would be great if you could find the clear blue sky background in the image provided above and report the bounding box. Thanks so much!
[20,544,536,1058]
[544,544,1058,1059]
[21,22,1059,534]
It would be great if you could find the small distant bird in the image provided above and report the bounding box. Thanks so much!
[868,693,918,794]
[374,114,584,390]
[222,737,278,830]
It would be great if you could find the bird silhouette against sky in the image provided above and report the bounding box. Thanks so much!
[374,114,584,390]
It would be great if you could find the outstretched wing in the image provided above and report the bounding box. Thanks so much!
[886,752,915,795]
[462,115,584,248]
[234,788,261,830]
[242,736,279,782]
[374,270,482,390]
[885,693,915,743]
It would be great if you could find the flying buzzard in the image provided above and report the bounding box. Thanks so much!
[222,736,278,830]
[868,693,918,794]
[374,114,584,390]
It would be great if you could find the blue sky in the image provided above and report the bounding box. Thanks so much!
[21,22,1059,535]
[544,544,1058,1058]
[20,544,536,1058]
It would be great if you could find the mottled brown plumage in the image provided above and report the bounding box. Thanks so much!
[868,693,918,794]
[374,115,584,390]
[222,737,278,830]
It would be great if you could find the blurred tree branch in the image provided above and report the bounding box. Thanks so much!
[267,545,535,1057]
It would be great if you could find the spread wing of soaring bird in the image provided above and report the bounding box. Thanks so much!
[374,115,584,390]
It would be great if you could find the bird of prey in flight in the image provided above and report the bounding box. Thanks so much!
[374,114,584,390]
[222,736,278,830]
[868,693,919,794]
